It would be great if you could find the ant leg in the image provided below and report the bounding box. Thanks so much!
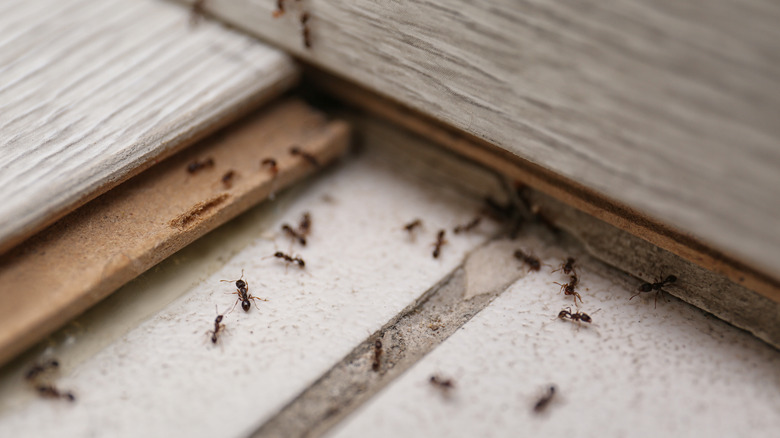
[228,297,240,314]
[628,292,641,301]
[248,296,269,309]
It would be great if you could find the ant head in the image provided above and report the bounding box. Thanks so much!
[275,251,284,257]
[639,283,653,292]
[241,300,251,312]
[665,275,677,283]
[557,310,569,319]
[375,340,382,349]
[580,313,592,323]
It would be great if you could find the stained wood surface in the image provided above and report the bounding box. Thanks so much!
[0,0,298,255]
[178,0,780,280]
[0,98,350,367]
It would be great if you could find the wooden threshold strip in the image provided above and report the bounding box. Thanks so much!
[0,98,350,367]
[305,69,780,305]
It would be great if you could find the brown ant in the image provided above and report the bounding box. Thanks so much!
[300,12,311,48]
[298,212,312,236]
[221,270,267,312]
[557,307,592,324]
[554,275,583,305]
[514,249,541,271]
[261,158,279,178]
[208,306,226,344]
[631,275,677,308]
[552,257,577,276]
[290,146,319,166]
[36,384,75,402]
[281,224,307,246]
[432,230,447,258]
[371,340,383,372]
[272,251,305,269]
[403,219,422,233]
[429,375,455,395]
[453,217,481,234]
[533,385,556,413]
[221,170,236,188]
[186,157,214,174]
[272,0,286,17]
[189,0,207,27]
[25,359,60,381]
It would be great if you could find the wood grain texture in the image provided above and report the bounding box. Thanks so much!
[178,0,780,280]
[0,0,299,255]
[0,98,350,367]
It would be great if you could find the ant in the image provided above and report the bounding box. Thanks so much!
[281,224,307,246]
[404,219,422,233]
[25,359,60,381]
[186,157,214,174]
[36,384,75,402]
[261,158,279,178]
[221,170,236,188]
[221,270,267,312]
[552,257,577,276]
[300,12,311,48]
[371,340,383,372]
[429,375,455,395]
[189,0,207,27]
[208,306,227,344]
[514,249,541,271]
[557,307,592,324]
[453,217,481,234]
[290,146,319,166]
[554,275,583,305]
[432,230,447,258]
[272,251,305,269]
[298,212,312,237]
[533,385,556,413]
[272,0,286,18]
[631,275,677,308]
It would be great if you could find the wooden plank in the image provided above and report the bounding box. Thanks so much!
[0,0,298,255]
[176,0,780,281]
[0,98,350,367]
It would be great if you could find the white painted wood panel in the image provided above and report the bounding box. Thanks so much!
[180,0,780,278]
[0,0,298,253]
[330,240,780,438]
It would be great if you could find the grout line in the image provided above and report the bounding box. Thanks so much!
[252,236,524,438]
